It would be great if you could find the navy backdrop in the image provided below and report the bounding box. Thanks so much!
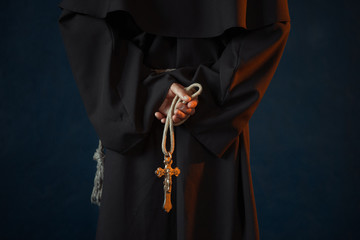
[0,1,359,239]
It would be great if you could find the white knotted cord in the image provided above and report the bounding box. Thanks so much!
[161,83,203,157]
[90,67,202,206]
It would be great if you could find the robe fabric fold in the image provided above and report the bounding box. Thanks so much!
[58,0,290,37]
[58,1,290,239]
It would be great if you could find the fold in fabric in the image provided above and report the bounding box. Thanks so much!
[58,4,291,240]
[58,7,290,157]
[166,22,291,158]
[58,9,176,153]
[58,0,290,38]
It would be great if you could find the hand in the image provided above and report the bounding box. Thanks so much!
[155,83,198,124]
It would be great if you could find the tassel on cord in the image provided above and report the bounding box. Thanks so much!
[91,139,105,206]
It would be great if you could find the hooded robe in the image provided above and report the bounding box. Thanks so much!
[58,0,291,239]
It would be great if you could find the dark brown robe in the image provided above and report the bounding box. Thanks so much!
[58,1,290,239]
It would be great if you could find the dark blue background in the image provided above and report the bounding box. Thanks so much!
[0,1,359,239]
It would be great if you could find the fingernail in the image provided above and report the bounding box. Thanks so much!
[183,95,191,101]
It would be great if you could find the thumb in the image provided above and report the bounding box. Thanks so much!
[170,83,191,102]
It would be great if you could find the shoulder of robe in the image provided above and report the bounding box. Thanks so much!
[58,0,291,38]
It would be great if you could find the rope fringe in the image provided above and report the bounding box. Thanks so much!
[90,139,105,206]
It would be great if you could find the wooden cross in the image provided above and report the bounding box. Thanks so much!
[155,154,180,213]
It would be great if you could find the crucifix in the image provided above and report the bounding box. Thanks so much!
[155,83,202,213]
[155,153,180,212]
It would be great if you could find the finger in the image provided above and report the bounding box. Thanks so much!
[161,118,166,124]
[187,99,198,109]
[172,115,181,124]
[183,108,193,114]
[170,83,191,102]
[155,112,165,120]
[189,108,195,116]
[175,109,186,119]
[175,102,192,114]
[175,102,184,110]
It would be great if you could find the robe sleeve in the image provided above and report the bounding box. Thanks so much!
[58,8,176,153]
[167,21,291,158]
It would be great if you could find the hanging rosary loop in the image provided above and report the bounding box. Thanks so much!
[155,82,203,213]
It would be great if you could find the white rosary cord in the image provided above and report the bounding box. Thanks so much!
[161,83,203,156]
[90,82,202,207]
